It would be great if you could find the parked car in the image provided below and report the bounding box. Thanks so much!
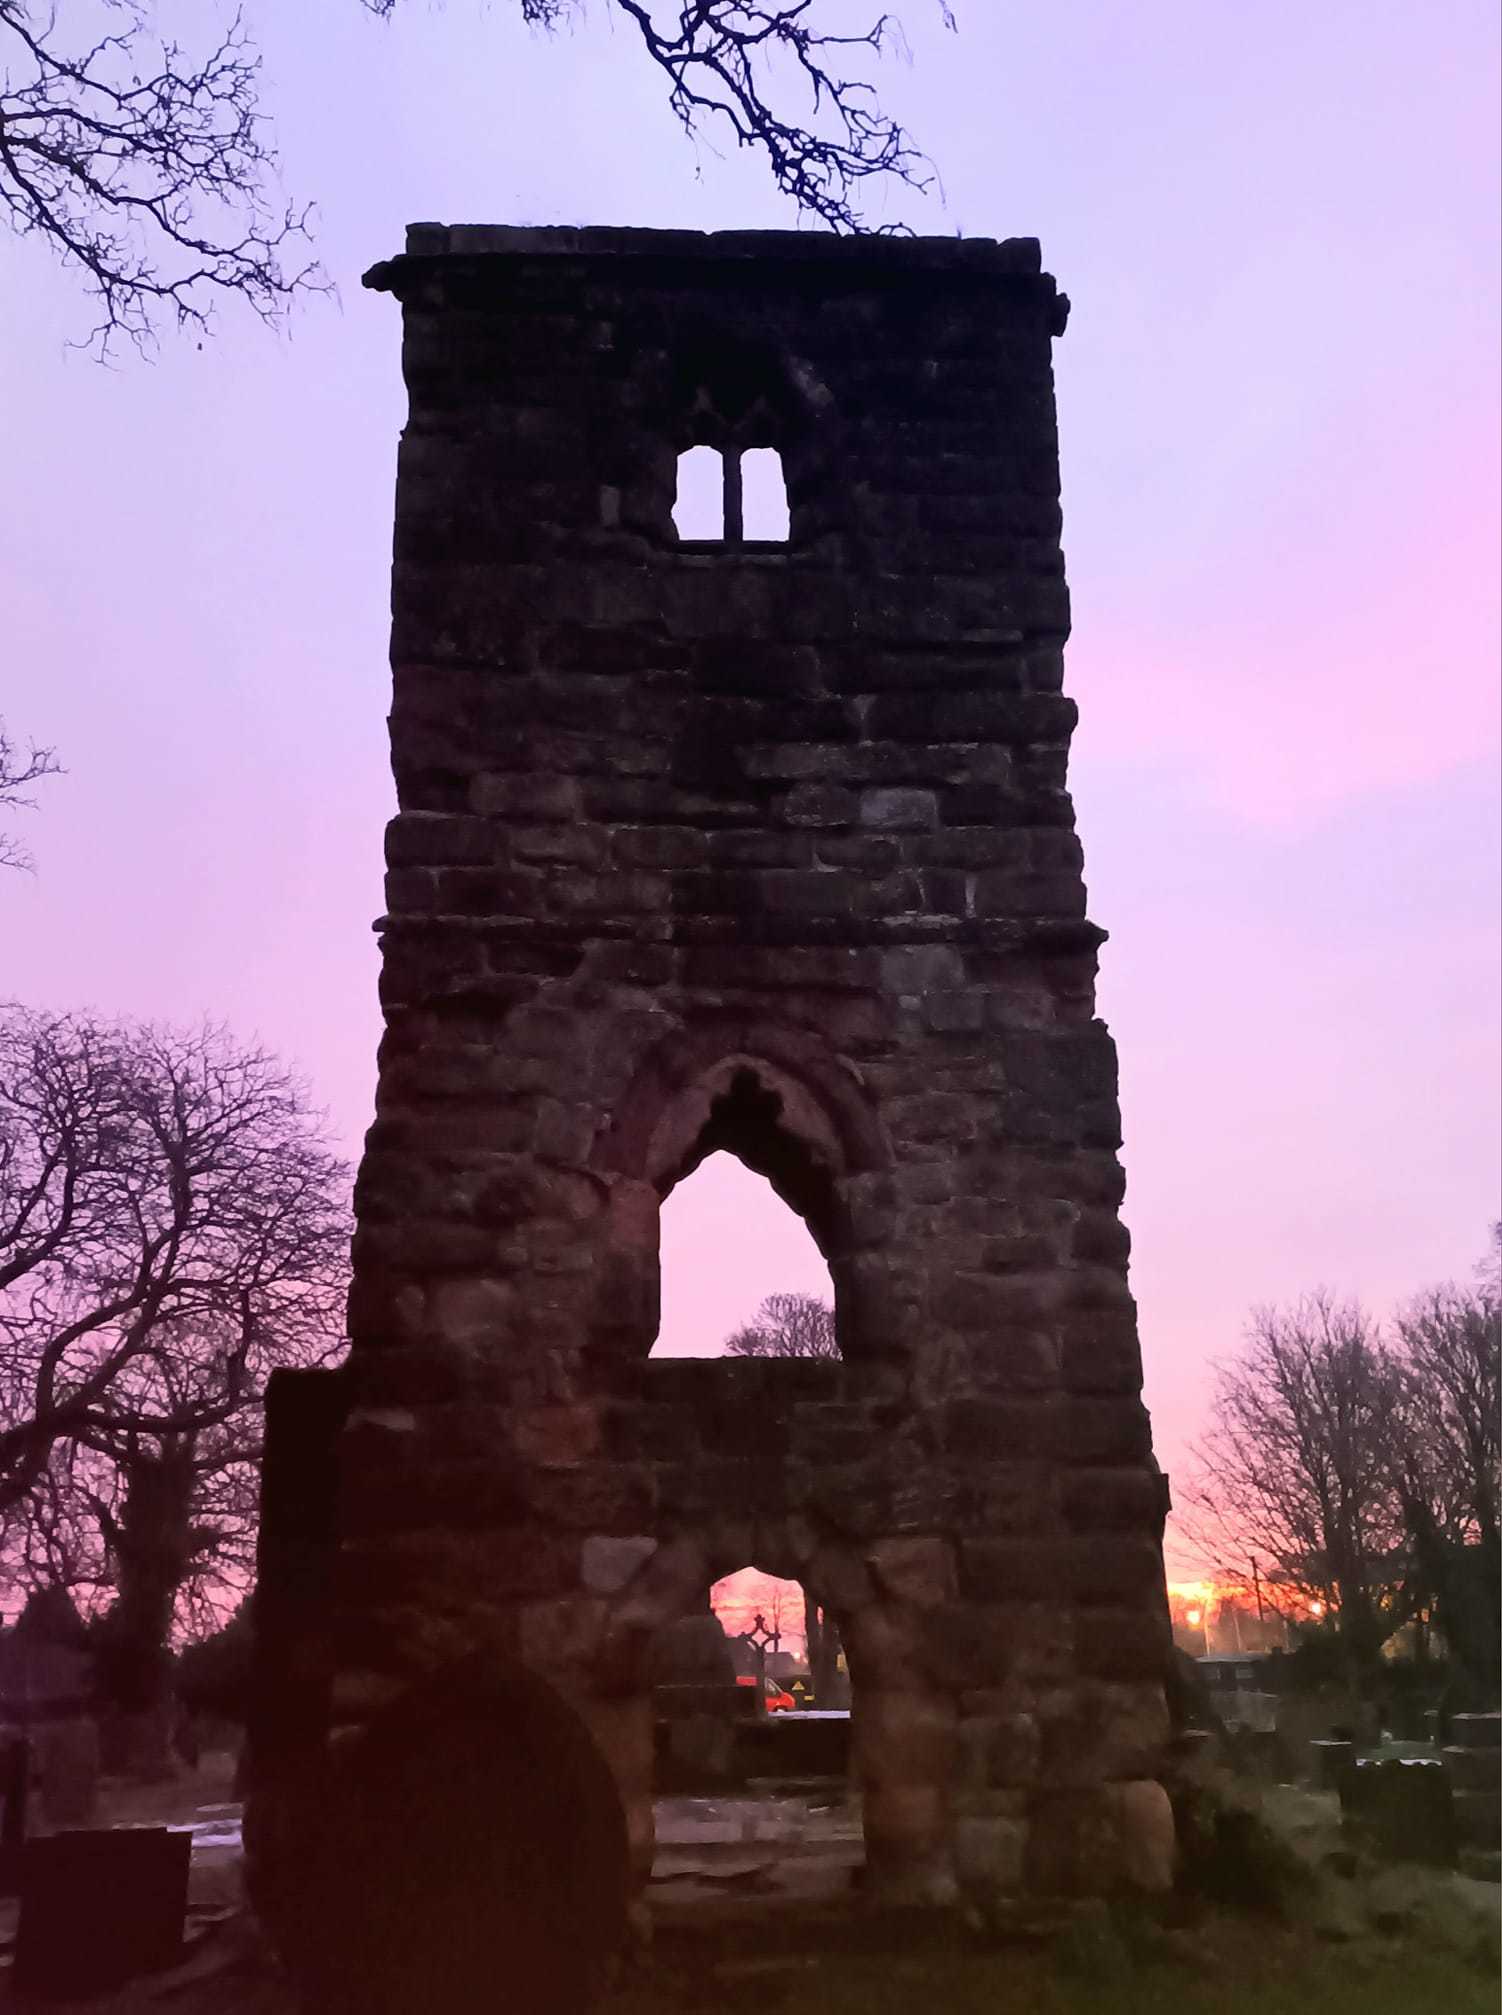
[735,1674,797,1713]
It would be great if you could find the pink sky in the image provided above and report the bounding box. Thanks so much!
[3,2,1498,1577]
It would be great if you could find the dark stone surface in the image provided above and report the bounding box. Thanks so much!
[251,222,1171,1926]
[1347,1758,1457,1867]
[273,1665,629,2015]
[15,1826,190,1997]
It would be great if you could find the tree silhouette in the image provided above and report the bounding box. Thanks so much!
[1,3,948,355]
[1183,1244,1502,1699]
[366,0,946,235]
[0,720,60,873]
[1183,1293,1403,1682]
[0,1007,349,1772]
[724,1290,837,1360]
[0,4,320,356]
[1387,1244,1500,1695]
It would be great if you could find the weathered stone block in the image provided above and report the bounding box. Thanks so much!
[860,786,939,831]
[1057,1398,1153,1465]
[943,1398,1057,1462]
[1074,1606,1173,1682]
[921,1602,1073,1692]
[1063,1535,1165,1604]
[855,1690,957,1786]
[580,1535,658,1594]
[953,1815,1027,1893]
[782,782,860,827]
[955,1709,1041,1791]
[866,1537,958,1607]
[960,1539,1069,1602]
[1060,1308,1143,1393]
[1061,1466,1164,1533]
[1107,1779,1176,1891]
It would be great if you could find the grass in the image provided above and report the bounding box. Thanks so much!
[26,1761,1491,2015]
[612,1931,1495,2015]
[610,1771,1500,2014]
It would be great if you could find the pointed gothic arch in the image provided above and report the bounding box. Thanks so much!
[590,1025,895,1366]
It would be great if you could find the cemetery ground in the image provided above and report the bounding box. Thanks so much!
[0,1759,1494,2013]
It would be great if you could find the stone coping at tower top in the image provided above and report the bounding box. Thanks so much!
[363,223,1067,323]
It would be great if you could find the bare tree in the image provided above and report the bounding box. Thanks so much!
[0,2,323,356]
[724,1289,838,1360]
[763,1579,785,1652]
[0,1007,349,1765]
[1183,1292,1403,1683]
[369,1,946,233]
[0,1443,106,1612]
[0,720,60,873]
[1386,1237,1501,1695]
[81,1310,334,1772]
[5,3,947,355]
[803,1584,843,1703]
[1,1395,277,1765]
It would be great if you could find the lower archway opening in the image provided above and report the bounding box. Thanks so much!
[649,1569,857,1915]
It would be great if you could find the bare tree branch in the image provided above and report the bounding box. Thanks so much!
[0,1007,350,1513]
[1386,1244,1501,1691]
[0,719,61,873]
[0,2,324,357]
[1180,1292,1404,1681]
[4,1,951,357]
[362,0,949,234]
[723,1288,837,1359]
[0,1005,349,1770]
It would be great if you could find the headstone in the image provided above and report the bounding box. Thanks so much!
[660,1712,739,1788]
[1312,1737,1355,1794]
[32,1717,100,1827]
[0,1735,29,1894]
[14,1826,190,1997]
[1451,1712,1502,1750]
[271,1664,629,2015]
[1350,1758,1456,1866]
[1442,1713,1501,1850]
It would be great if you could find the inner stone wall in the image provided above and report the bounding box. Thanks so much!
[254,225,1176,1916]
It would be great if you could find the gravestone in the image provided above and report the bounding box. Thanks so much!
[269,1666,628,2015]
[14,1827,190,1998]
[1445,1712,1501,1858]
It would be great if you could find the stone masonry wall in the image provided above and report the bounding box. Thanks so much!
[254,226,1176,1917]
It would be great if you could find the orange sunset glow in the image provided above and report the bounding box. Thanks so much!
[711,1570,807,1658]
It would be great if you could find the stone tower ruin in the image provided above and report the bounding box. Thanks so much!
[250,225,1176,1949]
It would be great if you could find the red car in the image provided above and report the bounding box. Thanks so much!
[735,1674,797,1713]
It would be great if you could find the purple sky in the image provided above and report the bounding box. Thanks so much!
[3,1,1498,1568]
